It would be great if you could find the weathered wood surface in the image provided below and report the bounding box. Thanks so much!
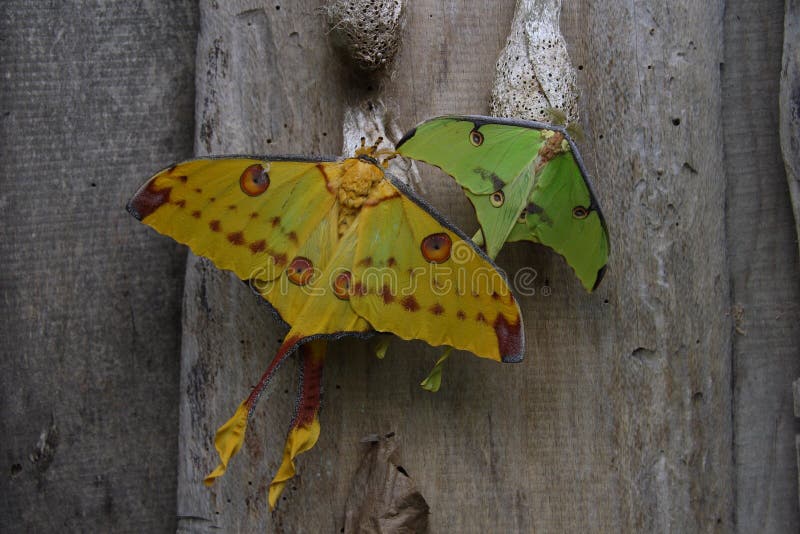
[177,2,352,532]
[725,0,800,531]
[562,2,732,530]
[796,379,800,510]
[0,1,198,532]
[782,0,800,256]
[178,1,739,531]
[3,0,798,532]
[780,0,800,520]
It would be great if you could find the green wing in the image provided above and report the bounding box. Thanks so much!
[396,115,609,291]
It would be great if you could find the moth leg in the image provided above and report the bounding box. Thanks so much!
[376,151,398,168]
[470,229,485,247]
[371,334,391,359]
[420,346,453,393]
[204,337,302,487]
[268,339,327,510]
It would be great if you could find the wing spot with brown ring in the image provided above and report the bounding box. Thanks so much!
[333,271,352,300]
[240,163,271,196]
[287,257,314,286]
[572,206,589,219]
[421,233,452,263]
[470,129,484,147]
[490,190,505,207]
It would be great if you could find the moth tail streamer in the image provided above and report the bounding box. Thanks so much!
[269,340,327,510]
[203,399,249,486]
[203,336,302,487]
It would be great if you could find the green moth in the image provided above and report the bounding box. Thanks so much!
[396,115,609,292]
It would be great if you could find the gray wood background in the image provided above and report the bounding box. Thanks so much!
[2,0,797,532]
[1,1,198,532]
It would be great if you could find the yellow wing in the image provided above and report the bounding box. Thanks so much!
[128,157,340,282]
[253,203,372,340]
[129,156,524,362]
[348,178,524,363]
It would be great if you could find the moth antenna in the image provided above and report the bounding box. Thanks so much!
[566,122,585,142]
[363,136,383,156]
[545,107,568,126]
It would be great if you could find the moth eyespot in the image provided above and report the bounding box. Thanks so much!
[240,163,271,196]
[421,233,452,263]
[490,190,505,207]
[333,271,352,300]
[572,206,590,219]
[469,129,484,147]
[517,209,527,223]
[287,257,314,286]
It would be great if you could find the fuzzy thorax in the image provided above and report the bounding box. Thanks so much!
[331,142,398,236]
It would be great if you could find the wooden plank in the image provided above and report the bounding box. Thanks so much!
[781,22,800,515]
[179,0,734,531]
[781,0,800,257]
[794,379,800,418]
[560,2,733,530]
[176,2,352,531]
[723,0,800,531]
[795,380,800,508]
[0,1,198,532]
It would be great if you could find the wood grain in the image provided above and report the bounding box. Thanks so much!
[562,2,732,531]
[177,1,740,532]
[177,2,352,531]
[782,0,800,257]
[5,0,796,531]
[0,1,198,532]
[728,0,800,531]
